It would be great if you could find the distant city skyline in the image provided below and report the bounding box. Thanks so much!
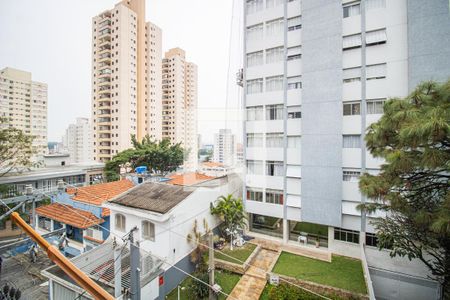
[0,0,240,144]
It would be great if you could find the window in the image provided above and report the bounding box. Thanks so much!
[366,63,386,80]
[266,104,283,120]
[287,76,302,90]
[343,170,361,181]
[266,0,283,8]
[142,220,155,241]
[367,99,385,114]
[266,47,284,64]
[266,75,284,92]
[366,29,387,45]
[115,214,126,232]
[287,16,301,31]
[266,133,283,147]
[247,133,263,147]
[343,3,360,18]
[343,135,361,148]
[334,228,360,244]
[247,106,264,120]
[246,0,263,14]
[85,228,94,237]
[288,136,301,148]
[343,67,361,83]
[288,106,301,118]
[247,188,263,202]
[247,78,263,94]
[266,18,284,37]
[266,161,284,176]
[247,51,263,67]
[246,23,263,41]
[343,34,362,49]
[287,46,301,61]
[343,102,361,115]
[266,189,283,204]
[366,0,385,10]
[247,160,263,174]
[365,232,378,247]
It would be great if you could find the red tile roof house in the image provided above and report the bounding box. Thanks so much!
[35,179,134,256]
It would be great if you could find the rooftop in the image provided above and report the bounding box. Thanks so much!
[109,182,195,214]
[35,203,104,229]
[201,161,226,168]
[167,172,215,186]
[67,179,134,206]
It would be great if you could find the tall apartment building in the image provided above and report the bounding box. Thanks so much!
[91,0,162,162]
[62,118,92,163]
[242,0,449,299]
[0,67,47,156]
[162,48,198,171]
[213,129,236,166]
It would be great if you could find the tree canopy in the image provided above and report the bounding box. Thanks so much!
[104,135,185,181]
[358,80,450,297]
[0,117,35,177]
[210,194,246,235]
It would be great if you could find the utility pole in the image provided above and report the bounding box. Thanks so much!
[208,232,215,300]
[129,228,141,300]
[113,238,122,299]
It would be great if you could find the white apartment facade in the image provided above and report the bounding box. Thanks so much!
[0,67,48,156]
[162,48,198,171]
[213,129,236,166]
[91,0,162,162]
[243,0,449,299]
[63,118,92,163]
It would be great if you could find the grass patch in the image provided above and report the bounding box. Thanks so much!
[292,222,328,237]
[259,283,348,300]
[272,252,367,294]
[165,269,241,300]
[215,242,257,264]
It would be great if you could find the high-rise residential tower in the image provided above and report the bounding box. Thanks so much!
[0,67,48,156]
[63,118,92,164]
[162,48,198,171]
[242,0,449,298]
[91,0,162,162]
[213,129,236,166]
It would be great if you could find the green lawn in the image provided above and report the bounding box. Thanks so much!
[259,283,348,300]
[272,252,367,294]
[215,242,257,264]
[165,270,241,300]
[292,222,328,237]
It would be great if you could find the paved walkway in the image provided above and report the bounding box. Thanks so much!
[227,248,279,300]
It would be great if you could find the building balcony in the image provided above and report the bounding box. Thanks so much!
[98,126,111,133]
[98,109,111,116]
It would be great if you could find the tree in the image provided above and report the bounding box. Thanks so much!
[104,135,185,181]
[186,218,210,269]
[358,80,450,297]
[210,194,246,247]
[0,117,35,177]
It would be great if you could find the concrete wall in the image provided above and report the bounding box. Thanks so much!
[301,0,343,227]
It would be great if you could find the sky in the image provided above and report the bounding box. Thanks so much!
[0,0,243,145]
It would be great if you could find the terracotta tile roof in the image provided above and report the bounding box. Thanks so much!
[35,203,104,229]
[168,172,215,186]
[66,179,134,206]
[202,162,225,168]
[102,208,110,217]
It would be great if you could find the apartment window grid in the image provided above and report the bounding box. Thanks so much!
[247,51,264,67]
[343,67,361,83]
[367,99,385,114]
[343,34,362,50]
[287,76,302,90]
[365,232,378,247]
[247,160,263,174]
[246,23,264,42]
[287,16,302,31]
[366,0,386,10]
[343,102,361,116]
[266,160,284,176]
[266,47,284,64]
[247,78,263,94]
[287,46,301,61]
[142,220,155,241]
[343,135,361,148]
[265,75,284,92]
[247,188,263,202]
[266,133,283,148]
[266,104,284,120]
[266,0,284,9]
[367,63,387,80]
[246,0,263,15]
[115,214,126,232]
[343,2,361,18]
[343,170,361,181]
[288,136,301,148]
[247,133,264,147]
[247,106,264,121]
[288,106,301,119]
[334,228,360,244]
[266,189,284,204]
[366,29,387,45]
[265,18,284,37]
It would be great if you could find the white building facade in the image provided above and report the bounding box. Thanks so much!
[242,0,449,299]
[0,67,48,156]
[91,0,162,162]
[63,118,92,163]
[213,129,236,166]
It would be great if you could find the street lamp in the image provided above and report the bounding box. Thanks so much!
[177,285,185,300]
